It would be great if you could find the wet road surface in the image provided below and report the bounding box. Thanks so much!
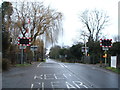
[2,59,119,89]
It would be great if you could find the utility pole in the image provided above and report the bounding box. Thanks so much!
[83,31,87,56]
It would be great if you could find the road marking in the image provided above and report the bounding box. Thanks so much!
[34,75,43,79]
[62,63,67,67]
[42,82,44,90]
[31,84,34,88]
[34,75,37,79]
[63,74,67,79]
[37,62,42,67]
[51,81,60,88]
[66,82,76,89]
[44,74,54,80]
[59,63,67,68]
[69,74,72,76]
[59,63,64,67]
[54,74,57,79]
[73,81,88,88]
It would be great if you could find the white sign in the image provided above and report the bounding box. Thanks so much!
[19,46,26,49]
[30,46,38,51]
[81,47,89,52]
[111,56,117,68]
[102,47,109,50]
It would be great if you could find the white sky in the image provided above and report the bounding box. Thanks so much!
[1,0,119,47]
[43,0,119,46]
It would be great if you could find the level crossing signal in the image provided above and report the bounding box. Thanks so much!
[100,39,112,47]
[18,37,31,46]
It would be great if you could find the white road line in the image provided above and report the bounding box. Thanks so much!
[69,74,72,76]
[59,63,67,68]
[73,81,88,88]
[37,62,42,67]
[42,82,44,90]
[31,84,34,88]
[51,81,60,88]
[63,74,67,79]
[66,82,76,89]
[54,74,57,79]
[34,75,36,79]
[62,63,67,68]
[72,81,81,88]
[59,63,64,67]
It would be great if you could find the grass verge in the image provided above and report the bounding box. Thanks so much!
[16,63,31,67]
[38,59,46,62]
[105,67,120,74]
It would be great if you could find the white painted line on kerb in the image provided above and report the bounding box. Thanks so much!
[37,62,42,67]
[31,84,34,88]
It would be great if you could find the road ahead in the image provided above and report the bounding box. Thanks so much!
[2,59,119,89]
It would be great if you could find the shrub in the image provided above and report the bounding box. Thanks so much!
[2,58,10,71]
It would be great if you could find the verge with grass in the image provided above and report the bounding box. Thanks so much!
[16,63,31,67]
[105,67,120,74]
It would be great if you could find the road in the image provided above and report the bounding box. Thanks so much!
[2,59,120,89]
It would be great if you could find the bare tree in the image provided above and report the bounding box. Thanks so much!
[113,35,120,42]
[11,1,63,45]
[79,9,110,42]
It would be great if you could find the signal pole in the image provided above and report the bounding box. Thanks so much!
[100,39,112,66]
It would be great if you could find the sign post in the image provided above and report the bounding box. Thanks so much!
[18,37,31,64]
[19,46,26,64]
[104,50,107,66]
[100,39,112,66]
[81,47,89,56]
[21,49,24,64]
[30,46,38,61]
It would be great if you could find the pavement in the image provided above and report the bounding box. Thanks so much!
[2,58,120,89]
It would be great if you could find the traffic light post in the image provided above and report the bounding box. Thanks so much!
[100,39,112,66]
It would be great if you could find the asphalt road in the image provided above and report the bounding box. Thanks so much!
[2,59,120,89]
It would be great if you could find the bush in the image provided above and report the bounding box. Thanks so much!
[2,58,10,71]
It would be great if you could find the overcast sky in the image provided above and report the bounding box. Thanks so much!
[43,0,119,47]
[1,0,119,47]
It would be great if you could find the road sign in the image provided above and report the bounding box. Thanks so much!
[81,47,89,52]
[30,46,38,51]
[18,37,31,46]
[19,46,26,49]
[100,39,112,47]
[20,39,29,44]
[102,47,109,50]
